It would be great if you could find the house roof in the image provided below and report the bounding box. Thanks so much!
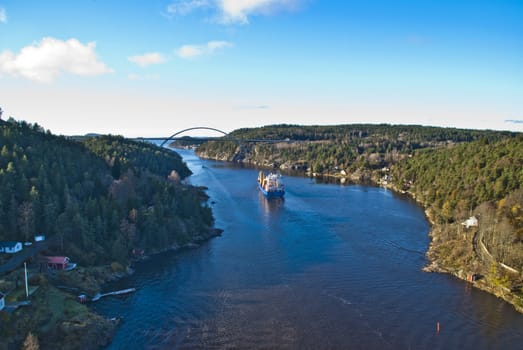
[0,241,22,248]
[46,256,70,264]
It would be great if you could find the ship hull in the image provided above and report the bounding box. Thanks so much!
[258,183,285,198]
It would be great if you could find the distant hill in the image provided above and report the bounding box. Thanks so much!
[197,123,515,175]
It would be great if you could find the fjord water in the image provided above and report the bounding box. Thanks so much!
[96,149,523,349]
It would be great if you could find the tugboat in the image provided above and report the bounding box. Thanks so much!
[258,171,285,198]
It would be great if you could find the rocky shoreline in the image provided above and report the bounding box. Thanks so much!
[0,273,121,350]
[137,227,223,258]
[0,227,223,350]
[385,183,523,314]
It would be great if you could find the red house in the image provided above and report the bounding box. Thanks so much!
[45,256,77,271]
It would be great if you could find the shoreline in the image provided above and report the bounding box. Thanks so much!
[197,152,523,314]
[381,181,523,314]
[300,165,523,314]
[92,227,223,347]
[129,227,223,263]
[0,226,223,350]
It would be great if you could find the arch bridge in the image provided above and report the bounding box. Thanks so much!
[135,127,234,147]
[159,127,231,147]
[137,126,290,146]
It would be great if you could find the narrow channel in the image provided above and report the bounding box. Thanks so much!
[95,149,523,349]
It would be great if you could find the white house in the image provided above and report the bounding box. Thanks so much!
[461,216,479,229]
[0,292,5,311]
[34,234,45,242]
[0,242,23,254]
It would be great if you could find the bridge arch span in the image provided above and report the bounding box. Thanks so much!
[160,127,229,147]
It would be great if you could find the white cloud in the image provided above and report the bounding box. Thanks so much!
[167,0,210,16]
[218,0,300,24]
[207,40,233,50]
[177,45,202,58]
[128,52,166,67]
[166,0,301,24]
[0,7,6,23]
[0,37,113,83]
[177,40,232,59]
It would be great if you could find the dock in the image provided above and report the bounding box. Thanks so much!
[91,288,136,302]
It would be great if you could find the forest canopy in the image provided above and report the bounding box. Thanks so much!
[0,119,213,265]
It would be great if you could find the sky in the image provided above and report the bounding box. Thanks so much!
[0,0,522,137]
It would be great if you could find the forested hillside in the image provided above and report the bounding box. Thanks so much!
[228,124,511,143]
[0,119,214,266]
[392,137,523,278]
[197,124,514,174]
[392,137,523,223]
[83,135,192,180]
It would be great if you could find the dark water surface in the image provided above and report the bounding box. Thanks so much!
[96,150,523,349]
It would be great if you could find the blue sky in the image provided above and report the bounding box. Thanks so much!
[0,0,522,136]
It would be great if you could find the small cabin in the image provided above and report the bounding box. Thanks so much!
[0,292,5,311]
[0,242,23,254]
[45,256,76,271]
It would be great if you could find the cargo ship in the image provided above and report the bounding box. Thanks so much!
[258,171,285,198]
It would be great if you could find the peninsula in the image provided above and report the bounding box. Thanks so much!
[0,118,219,349]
